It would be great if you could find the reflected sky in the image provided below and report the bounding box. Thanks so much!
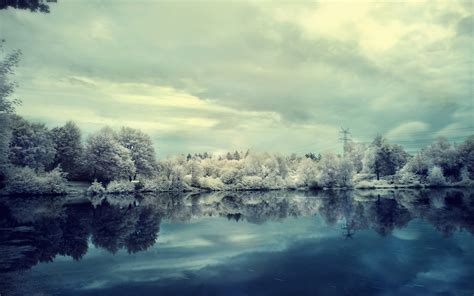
[1,189,474,296]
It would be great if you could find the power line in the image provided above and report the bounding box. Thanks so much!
[339,127,351,156]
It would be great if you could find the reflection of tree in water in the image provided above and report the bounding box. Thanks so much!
[1,188,474,275]
[59,204,92,260]
[125,206,161,254]
[367,196,411,236]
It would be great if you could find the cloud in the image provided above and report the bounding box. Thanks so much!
[0,0,472,155]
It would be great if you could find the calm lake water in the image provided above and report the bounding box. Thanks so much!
[1,189,473,296]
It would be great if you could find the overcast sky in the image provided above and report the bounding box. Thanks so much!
[0,0,472,157]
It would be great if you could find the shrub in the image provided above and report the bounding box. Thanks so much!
[106,180,135,194]
[240,176,264,190]
[198,176,225,190]
[427,166,446,187]
[87,180,106,196]
[4,166,67,195]
[220,168,241,184]
[41,167,68,194]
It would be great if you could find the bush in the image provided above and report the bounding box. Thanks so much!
[106,180,135,194]
[4,166,67,195]
[41,167,68,194]
[427,166,446,187]
[198,176,225,190]
[220,168,241,184]
[239,176,264,190]
[87,180,106,196]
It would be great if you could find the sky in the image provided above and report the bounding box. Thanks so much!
[0,0,473,157]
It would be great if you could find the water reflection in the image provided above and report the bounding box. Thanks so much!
[0,189,473,295]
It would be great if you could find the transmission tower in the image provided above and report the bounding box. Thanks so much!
[339,127,352,155]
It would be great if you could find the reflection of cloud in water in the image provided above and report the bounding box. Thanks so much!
[1,189,474,295]
[392,228,420,241]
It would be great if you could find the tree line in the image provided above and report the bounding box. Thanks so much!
[1,111,473,195]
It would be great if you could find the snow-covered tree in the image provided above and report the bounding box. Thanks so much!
[189,159,203,186]
[84,127,135,182]
[402,153,430,177]
[318,153,340,188]
[8,115,56,171]
[457,135,474,179]
[346,142,366,173]
[338,158,354,187]
[116,127,157,178]
[363,136,408,180]
[422,137,462,181]
[51,121,83,178]
[427,166,446,187]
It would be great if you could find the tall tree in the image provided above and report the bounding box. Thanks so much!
[457,135,474,179]
[363,135,408,180]
[116,127,157,178]
[8,115,56,171]
[51,121,83,178]
[84,127,135,182]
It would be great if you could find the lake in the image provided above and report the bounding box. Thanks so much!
[1,189,473,296]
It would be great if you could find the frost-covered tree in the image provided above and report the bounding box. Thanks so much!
[422,137,462,180]
[51,121,83,178]
[318,153,340,188]
[338,158,354,187]
[8,115,56,171]
[427,166,446,187]
[457,135,474,179]
[116,127,157,178]
[347,142,366,173]
[402,153,431,177]
[363,136,408,180]
[84,127,135,182]
[296,158,318,187]
[189,159,203,186]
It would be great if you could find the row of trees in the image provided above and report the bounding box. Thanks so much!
[5,116,158,182]
[2,110,474,194]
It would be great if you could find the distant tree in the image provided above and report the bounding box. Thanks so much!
[296,158,318,187]
[457,135,474,179]
[363,135,408,180]
[51,121,83,178]
[0,0,51,13]
[427,166,446,187]
[226,152,233,160]
[233,151,241,161]
[83,127,135,182]
[346,142,366,173]
[116,127,157,178]
[422,137,462,181]
[9,115,55,171]
[338,158,354,187]
[318,153,340,187]
[305,152,321,161]
[189,159,203,186]
[186,153,192,162]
